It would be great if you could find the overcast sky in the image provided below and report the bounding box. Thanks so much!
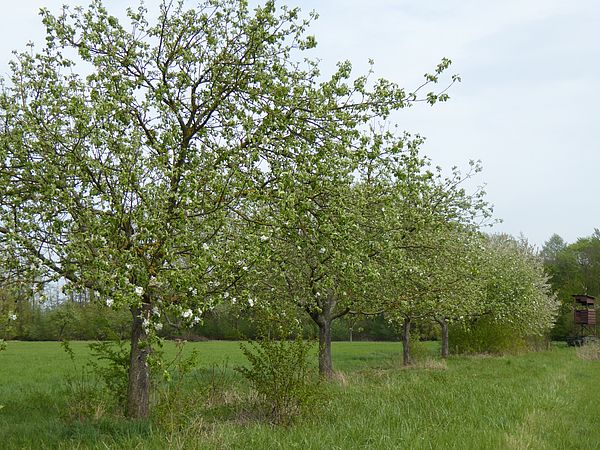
[1,0,598,248]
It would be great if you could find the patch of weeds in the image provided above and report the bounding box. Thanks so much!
[152,340,205,434]
[409,337,433,362]
[576,341,600,360]
[60,340,114,422]
[332,370,351,388]
[201,359,241,410]
[412,358,448,370]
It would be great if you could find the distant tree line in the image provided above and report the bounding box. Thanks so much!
[541,230,600,339]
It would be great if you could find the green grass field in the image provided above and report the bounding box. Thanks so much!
[1,341,599,449]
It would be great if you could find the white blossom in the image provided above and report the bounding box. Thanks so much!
[142,317,152,334]
[223,291,230,299]
[319,247,326,254]
[154,322,163,331]
[106,298,114,307]
[260,234,269,242]
[182,309,193,319]
[134,286,144,296]
[202,242,209,251]
[8,313,17,321]
[248,298,255,307]
[152,306,160,317]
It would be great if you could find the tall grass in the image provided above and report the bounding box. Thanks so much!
[1,341,599,449]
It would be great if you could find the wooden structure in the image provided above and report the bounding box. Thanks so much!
[569,294,597,346]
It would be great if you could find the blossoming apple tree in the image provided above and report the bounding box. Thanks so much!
[0,0,458,414]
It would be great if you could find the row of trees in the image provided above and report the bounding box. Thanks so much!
[0,0,558,418]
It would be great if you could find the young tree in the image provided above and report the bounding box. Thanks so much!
[251,177,372,378]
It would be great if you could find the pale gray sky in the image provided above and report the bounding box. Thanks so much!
[1,0,598,247]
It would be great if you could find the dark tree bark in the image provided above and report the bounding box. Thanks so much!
[437,317,449,358]
[318,318,333,378]
[402,316,412,366]
[308,293,350,379]
[126,303,152,419]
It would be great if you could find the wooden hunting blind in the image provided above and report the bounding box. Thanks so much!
[573,294,596,325]
[569,294,597,346]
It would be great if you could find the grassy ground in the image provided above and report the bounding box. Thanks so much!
[1,340,599,449]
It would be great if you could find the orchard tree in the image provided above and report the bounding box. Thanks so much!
[0,0,458,414]
[371,151,491,365]
[248,129,466,377]
[249,171,374,378]
[399,227,486,360]
[480,234,559,337]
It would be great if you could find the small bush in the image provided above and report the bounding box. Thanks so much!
[88,340,130,409]
[449,317,527,355]
[408,332,431,362]
[237,335,320,425]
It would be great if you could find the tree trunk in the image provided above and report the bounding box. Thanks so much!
[318,319,334,379]
[308,292,349,379]
[349,326,353,342]
[438,318,449,358]
[402,317,411,366]
[127,305,152,419]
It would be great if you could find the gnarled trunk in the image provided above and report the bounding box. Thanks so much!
[127,304,152,419]
[437,317,449,358]
[402,317,411,366]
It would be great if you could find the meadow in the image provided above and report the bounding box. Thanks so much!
[1,341,599,449]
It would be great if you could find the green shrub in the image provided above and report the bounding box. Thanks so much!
[449,317,527,355]
[88,340,130,409]
[237,335,320,425]
[408,332,432,362]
